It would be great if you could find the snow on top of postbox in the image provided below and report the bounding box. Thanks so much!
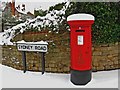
[67,13,95,21]
[17,40,48,45]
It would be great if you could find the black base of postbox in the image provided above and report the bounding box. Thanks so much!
[70,69,92,85]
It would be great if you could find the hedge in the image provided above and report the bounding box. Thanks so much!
[66,2,120,44]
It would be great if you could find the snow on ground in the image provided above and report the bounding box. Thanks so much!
[0,64,2,89]
[0,64,118,88]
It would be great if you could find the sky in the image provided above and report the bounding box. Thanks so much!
[0,0,68,14]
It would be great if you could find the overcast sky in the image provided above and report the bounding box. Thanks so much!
[1,0,67,14]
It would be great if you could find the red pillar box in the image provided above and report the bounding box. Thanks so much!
[67,14,95,85]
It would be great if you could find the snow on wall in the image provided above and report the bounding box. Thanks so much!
[1,1,70,45]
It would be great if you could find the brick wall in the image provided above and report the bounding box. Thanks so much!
[1,31,120,73]
[92,43,119,71]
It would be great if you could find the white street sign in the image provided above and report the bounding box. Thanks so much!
[17,40,48,52]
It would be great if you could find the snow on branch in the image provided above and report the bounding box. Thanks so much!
[1,1,70,45]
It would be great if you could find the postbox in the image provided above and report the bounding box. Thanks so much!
[67,13,95,85]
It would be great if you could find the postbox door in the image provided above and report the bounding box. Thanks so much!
[70,26,92,71]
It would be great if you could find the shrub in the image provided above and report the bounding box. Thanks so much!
[66,2,120,44]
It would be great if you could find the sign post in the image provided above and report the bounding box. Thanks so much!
[17,40,48,74]
[22,51,27,73]
[41,52,45,74]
